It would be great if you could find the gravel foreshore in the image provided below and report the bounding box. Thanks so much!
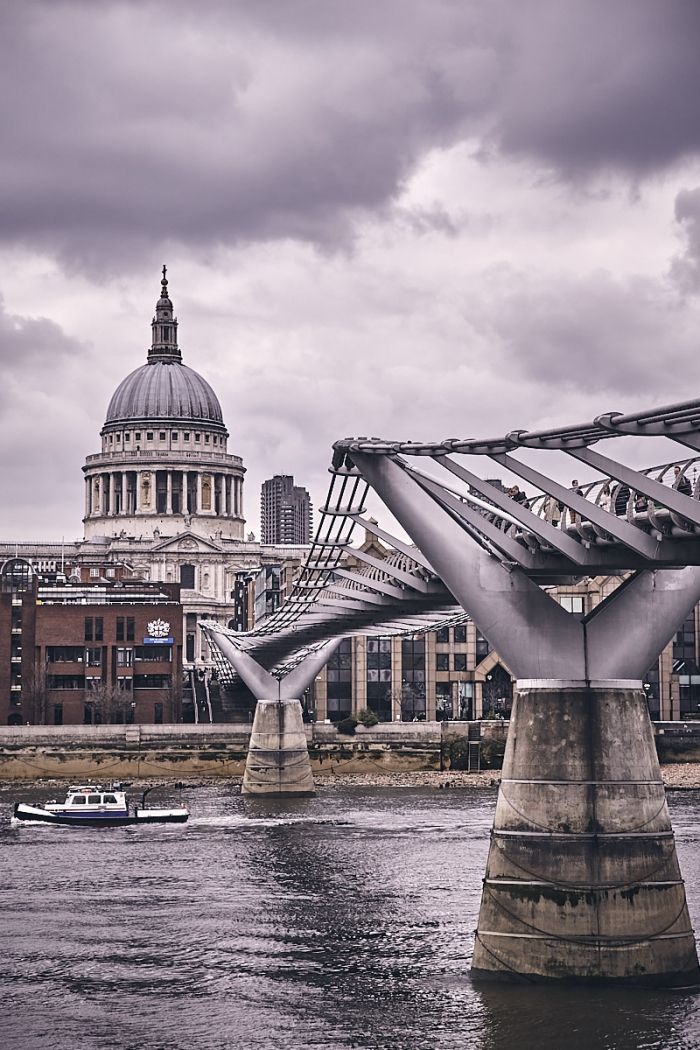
[314,763,700,790]
[6,764,700,792]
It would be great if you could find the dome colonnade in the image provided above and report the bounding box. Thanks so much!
[83,268,245,540]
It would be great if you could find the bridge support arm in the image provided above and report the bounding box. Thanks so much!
[350,452,585,679]
[585,566,700,680]
[206,630,342,797]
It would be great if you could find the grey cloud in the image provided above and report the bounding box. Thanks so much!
[0,294,84,405]
[481,267,700,397]
[670,188,700,294]
[1,1,699,273]
[0,294,93,535]
[496,1,700,175]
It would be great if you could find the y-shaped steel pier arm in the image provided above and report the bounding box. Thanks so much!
[350,452,700,681]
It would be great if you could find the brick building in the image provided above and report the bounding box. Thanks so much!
[1,558,183,726]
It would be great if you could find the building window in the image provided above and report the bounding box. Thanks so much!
[85,647,102,667]
[90,567,99,578]
[327,638,353,722]
[135,432,141,440]
[180,564,195,589]
[184,432,190,441]
[205,434,210,443]
[127,617,134,642]
[125,433,130,442]
[116,434,121,442]
[47,646,84,663]
[146,432,153,441]
[436,653,449,672]
[195,433,201,442]
[436,627,449,643]
[106,568,115,578]
[559,595,585,615]
[159,432,166,441]
[154,703,164,724]
[454,624,467,644]
[476,631,491,661]
[453,653,467,672]
[401,636,426,720]
[53,704,63,726]
[172,432,178,440]
[133,674,172,689]
[85,617,93,641]
[85,676,102,691]
[48,675,84,690]
[436,682,453,720]
[95,617,103,642]
[366,637,392,720]
[116,648,133,667]
[134,645,171,662]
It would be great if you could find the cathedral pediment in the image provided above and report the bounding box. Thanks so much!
[150,531,225,554]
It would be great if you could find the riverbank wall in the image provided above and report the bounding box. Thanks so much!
[0,718,695,780]
[0,720,509,780]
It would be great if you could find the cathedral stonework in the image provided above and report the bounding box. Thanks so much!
[82,267,245,541]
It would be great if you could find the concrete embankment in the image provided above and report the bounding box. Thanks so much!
[0,720,508,780]
[1,718,697,781]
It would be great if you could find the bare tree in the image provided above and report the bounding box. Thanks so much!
[88,682,134,725]
[28,658,50,725]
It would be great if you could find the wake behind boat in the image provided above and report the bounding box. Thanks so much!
[13,784,189,827]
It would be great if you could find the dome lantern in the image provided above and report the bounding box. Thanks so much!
[149,264,181,363]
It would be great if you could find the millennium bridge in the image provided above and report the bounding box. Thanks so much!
[202,396,700,988]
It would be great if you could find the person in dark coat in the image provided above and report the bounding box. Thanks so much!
[674,465,692,497]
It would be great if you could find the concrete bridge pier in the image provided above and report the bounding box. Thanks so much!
[349,450,700,986]
[472,679,699,985]
[204,630,341,796]
[243,695,314,796]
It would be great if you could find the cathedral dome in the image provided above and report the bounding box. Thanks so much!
[102,266,227,433]
[105,360,225,428]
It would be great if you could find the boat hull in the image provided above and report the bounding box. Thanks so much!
[13,803,188,827]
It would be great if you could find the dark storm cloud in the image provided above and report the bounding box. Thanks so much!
[495,1,700,175]
[1,1,699,272]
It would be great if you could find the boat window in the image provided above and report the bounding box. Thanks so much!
[103,795,117,804]
[88,794,102,804]
[71,796,86,805]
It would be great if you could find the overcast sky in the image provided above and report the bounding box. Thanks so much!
[2,0,700,541]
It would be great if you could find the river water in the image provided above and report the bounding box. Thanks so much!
[2,782,700,1050]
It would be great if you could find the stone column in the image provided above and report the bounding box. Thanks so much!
[182,471,189,514]
[84,477,90,518]
[135,471,142,513]
[242,699,315,796]
[471,680,700,987]
[166,470,173,514]
[122,471,128,514]
[196,473,202,515]
[108,473,115,516]
[225,475,231,516]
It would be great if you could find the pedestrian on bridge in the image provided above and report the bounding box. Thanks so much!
[674,465,692,497]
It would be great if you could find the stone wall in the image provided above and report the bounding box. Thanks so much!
[0,720,511,780]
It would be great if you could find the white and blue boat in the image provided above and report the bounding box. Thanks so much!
[13,784,188,827]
